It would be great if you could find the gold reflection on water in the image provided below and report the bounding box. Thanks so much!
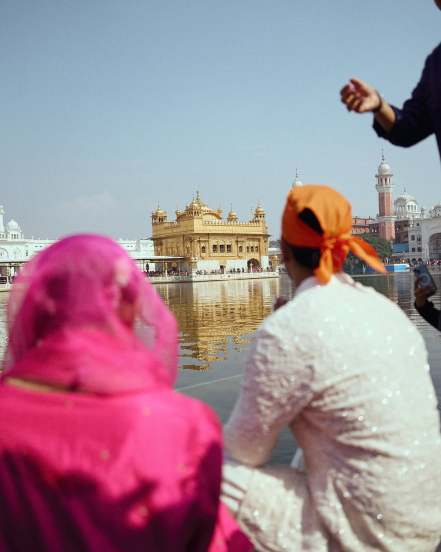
[156,278,280,371]
[2,272,437,374]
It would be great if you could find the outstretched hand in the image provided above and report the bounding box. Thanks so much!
[340,78,381,113]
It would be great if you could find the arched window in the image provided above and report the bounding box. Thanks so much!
[201,246,206,254]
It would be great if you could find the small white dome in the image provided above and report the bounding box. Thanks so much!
[395,191,421,219]
[7,219,20,231]
[395,192,415,204]
[377,161,392,176]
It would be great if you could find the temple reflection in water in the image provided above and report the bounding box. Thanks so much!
[156,278,281,371]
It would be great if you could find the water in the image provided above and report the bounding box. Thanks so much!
[1,273,441,463]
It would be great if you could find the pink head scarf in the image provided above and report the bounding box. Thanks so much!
[3,234,178,394]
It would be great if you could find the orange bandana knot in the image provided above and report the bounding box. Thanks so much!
[317,234,351,283]
[282,184,386,284]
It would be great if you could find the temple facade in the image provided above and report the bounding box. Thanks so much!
[151,192,270,273]
[0,205,156,280]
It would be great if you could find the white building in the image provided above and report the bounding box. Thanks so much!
[394,191,421,220]
[0,205,156,277]
[390,187,441,261]
[375,155,431,260]
[0,205,54,265]
[419,207,441,261]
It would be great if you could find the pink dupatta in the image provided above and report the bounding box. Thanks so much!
[3,234,177,393]
[0,235,251,551]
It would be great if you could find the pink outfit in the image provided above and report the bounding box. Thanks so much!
[0,235,250,552]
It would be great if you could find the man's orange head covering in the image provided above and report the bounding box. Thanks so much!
[282,184,386,283]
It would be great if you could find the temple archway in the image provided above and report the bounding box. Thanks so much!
[247,258,260,271]
[429,233,441,259]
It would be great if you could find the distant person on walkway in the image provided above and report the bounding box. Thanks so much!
[0,235,250,552]
[222,185,441,551]
[340,1,441,164]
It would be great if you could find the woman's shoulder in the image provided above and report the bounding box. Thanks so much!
[135,389,222,443]
[166,391,221,429]
[0,383,222,450]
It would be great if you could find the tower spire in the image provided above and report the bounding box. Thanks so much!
[292,168,303,187]
[375,155,395,242]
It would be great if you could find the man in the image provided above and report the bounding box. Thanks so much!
[340,1,441,163]
[222,185,441,551]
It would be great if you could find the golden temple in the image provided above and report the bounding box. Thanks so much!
[151,192,270,273]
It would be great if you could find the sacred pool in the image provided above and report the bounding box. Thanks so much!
[0,273,440,463]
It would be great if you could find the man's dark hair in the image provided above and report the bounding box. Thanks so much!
[287,208,323,269]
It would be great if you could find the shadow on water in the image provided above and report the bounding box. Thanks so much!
[1,272,440,463]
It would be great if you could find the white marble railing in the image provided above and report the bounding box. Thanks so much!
[0,272,279,292]
[148,272,279,284]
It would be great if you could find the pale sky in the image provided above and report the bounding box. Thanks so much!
[1,0,440,240]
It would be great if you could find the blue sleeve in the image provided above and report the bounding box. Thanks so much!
[373,53,434,147]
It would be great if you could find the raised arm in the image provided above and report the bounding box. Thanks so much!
[224,326,314,467]
[375,56,434,147]
[340,51,434,147]
[340,77,396,133]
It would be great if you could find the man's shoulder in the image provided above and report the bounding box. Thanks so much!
[263,278,407,334]
[261,288,325,340]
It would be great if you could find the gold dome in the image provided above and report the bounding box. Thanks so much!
[153,205,166,217]
[227,208,238,221]
[187,191,204,211]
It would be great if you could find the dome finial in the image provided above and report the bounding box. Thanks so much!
[381,147,385,163]
[293,168,303,187]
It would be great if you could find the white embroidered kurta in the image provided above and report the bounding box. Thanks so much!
[223,274,441,552]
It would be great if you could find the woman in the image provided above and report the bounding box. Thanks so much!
[0,234,250,551]
[222,185,441,551]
